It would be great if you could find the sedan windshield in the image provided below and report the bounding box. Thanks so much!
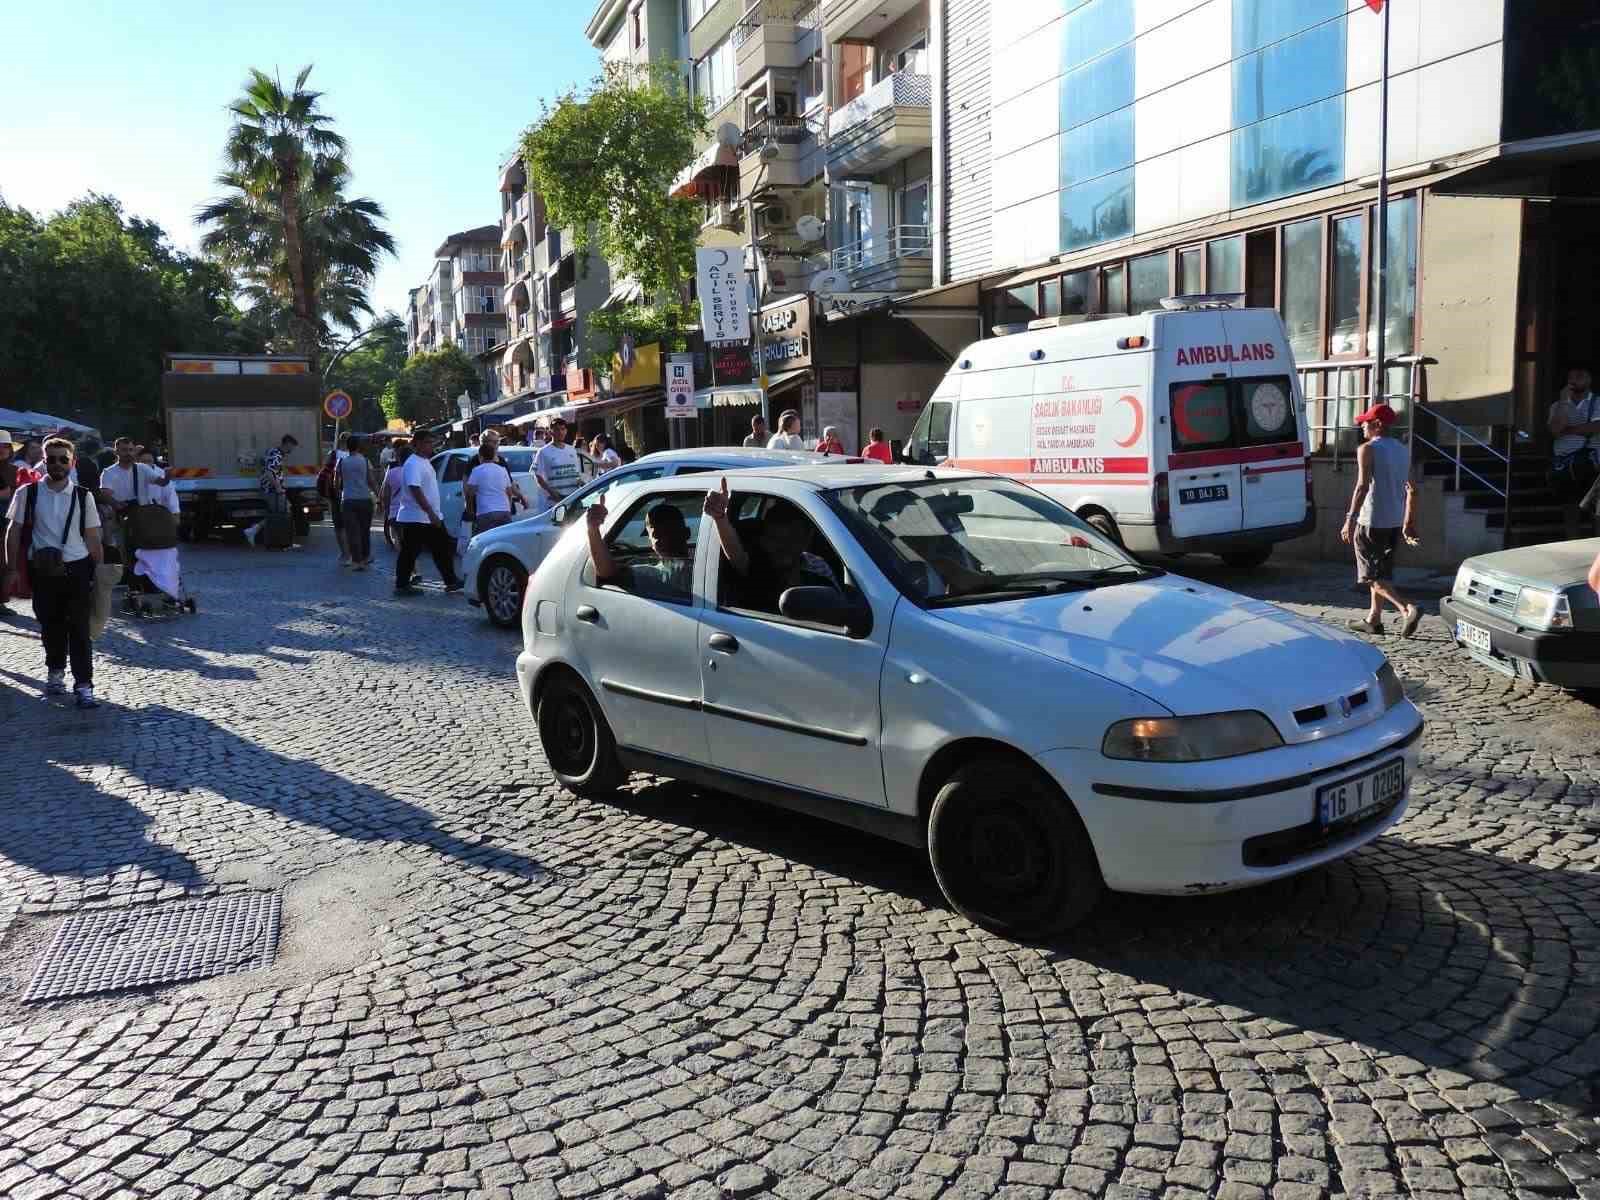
[828,477,1158,605]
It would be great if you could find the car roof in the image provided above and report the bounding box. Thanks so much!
[645,463,976,490]
[630,446,834,466]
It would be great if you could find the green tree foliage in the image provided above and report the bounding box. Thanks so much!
[324,313,406,431]
[198,66,394,369]
[521,62,707,367]
[0,194,263,434]
[393,345,481,427]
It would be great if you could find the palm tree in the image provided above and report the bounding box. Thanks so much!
[198,66,393,368]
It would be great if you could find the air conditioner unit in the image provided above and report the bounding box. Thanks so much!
[770,93,795,119]
[756,202,793,235]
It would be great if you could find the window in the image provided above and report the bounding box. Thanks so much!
[905,398,952,464]
[1231,95,1344,207]
[1127,252,1168,314]
[1060,106,1134,190]
[587,492,703,604]
[1237,377,1297,445]
[1060,166,1133,252]
[481,285,498,313]
[1177,247,1202,295]
[1329,212,1363,356]
[1062,270,1092,316]
[993,285,1042,327]
[897,180,930,238]
[1103,263,1127,314]
[439,454,470,484]
[1062,0,1134,73]
[499,449,535,473]
[800,54,825,112]
[1280,217,1322,360]
[1232,20,1345,127]
[1041,278,1062,318]
[840,41,873,103]
[1368,195,1418,357]
[882,32,928,75]
[1059,42,1133,132]
[1170,382,1233,451]
[1207,237,1243,294]
[1233,0,1342,56]
[631,6,642,48]
[694,36,736,110]
[715,494,846,618]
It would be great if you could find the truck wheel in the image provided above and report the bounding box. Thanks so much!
[1220,547,1272,569]
[928,755,1103,940]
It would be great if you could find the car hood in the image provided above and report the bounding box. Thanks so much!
[468,510,556,553]
[1461,536,1600,589]
[932,574,1387,740]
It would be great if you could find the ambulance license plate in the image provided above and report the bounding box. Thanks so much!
[1179,484,1230,504]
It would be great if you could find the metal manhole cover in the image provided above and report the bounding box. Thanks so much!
[23,891,282,1003]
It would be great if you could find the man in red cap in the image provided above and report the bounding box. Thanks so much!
[1340,402,1421,637]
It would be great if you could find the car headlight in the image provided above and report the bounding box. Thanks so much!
[1102,711,1283,762]
[1512,586,1572,630]
[1452,568,1472,600]
[1375,661,1405,709]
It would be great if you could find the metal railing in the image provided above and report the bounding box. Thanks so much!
[559,286,577,315]
[832,224,931,273]
[733,0,819,48]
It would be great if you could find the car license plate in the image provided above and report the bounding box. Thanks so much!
[1455,620,1492,655]
[1179,484,1230,504]
[1317,758,1404,829]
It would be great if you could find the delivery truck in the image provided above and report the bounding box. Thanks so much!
[161,354,326,541]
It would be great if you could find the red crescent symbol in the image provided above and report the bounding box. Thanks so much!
[1114,394,1143,448]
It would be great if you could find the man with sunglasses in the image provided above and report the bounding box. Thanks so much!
[4,439,104,708]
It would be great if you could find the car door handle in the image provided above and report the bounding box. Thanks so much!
[575,605,600,624]
[707,633,739,653]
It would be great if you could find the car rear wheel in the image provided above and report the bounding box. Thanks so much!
[928,755,1103,940]
[537,673,623,798]
[1220,547,1272,569]
[482,557,527,628]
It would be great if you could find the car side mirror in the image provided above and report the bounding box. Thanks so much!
[553,503,568,525]
[779,585,872,638]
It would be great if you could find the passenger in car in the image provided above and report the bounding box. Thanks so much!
[703,478,839,612]
[585,500,694,600]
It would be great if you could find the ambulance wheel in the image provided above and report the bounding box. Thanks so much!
[1084,512,1122,546]
[1221,547,1272,569]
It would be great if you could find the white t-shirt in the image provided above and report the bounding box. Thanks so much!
[534,442,581,499]
[767,432,806,451]
[100,461,165,505]
[396,454,441,524]
[7,481,101,564]
[1552,392,1600,457]
[466,461,514,515]
[379,446,395,466]
[598,448,621,472]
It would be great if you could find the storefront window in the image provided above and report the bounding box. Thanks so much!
[1368,194,1417,357]
[1329,212,1363,356]
[1207,237,1243,294]
[1281,217,1322,360]
[1232,20,1345,127]
[1063,270,1092,316]
[993,286,1041,328]
[1060,167,1133,252]
[1103,263,1127,314]
[1177,247,1202,295]
[1231,95,1344,207]
[1232,0,1343,56]
[1128,252,1168,314]
[1063,0,1134,72]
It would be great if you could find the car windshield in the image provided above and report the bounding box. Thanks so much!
[828,477,1158,606]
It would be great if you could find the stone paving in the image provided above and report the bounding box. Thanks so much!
[0,531,1597,1200]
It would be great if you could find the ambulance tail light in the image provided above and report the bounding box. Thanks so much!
[1153,472,1170,523]
[1117,335,1148,349]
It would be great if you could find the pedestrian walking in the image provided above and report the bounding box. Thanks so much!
[336,434,382,570]
[1340,403,1421,638]
[243,434,298,546]
[128,451,185,606]
[742,416,768,449]
[379,440,410,556]
[862,427,894,464]
[393,429,461,596]
[99,437,170,583]
[0,431,17,615]
[3,438,104,707]
[533,417,582,509]
[767,410,806,451]
[465,432,524,536]
[589,433,621,474]
[323,434,352,565]
[1548,365,1600,538]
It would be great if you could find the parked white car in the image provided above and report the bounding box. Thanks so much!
[431,446,597,542]
[515,464,1423,939]
[463,447,840,627]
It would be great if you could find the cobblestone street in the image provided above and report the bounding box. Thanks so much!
[1,531,1597,1200]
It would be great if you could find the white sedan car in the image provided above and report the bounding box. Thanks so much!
[464,447,840,627]
[515,465,1424,939]
[431,446,597,541]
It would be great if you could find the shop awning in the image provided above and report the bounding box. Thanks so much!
[668,142,740,199]
[538,390,667,424]
[601,277,644,310]
[501,220,527,247]
[697,385,765,409]
[889,277,984,315]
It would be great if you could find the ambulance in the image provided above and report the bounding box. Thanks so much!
[902,297,1314,567]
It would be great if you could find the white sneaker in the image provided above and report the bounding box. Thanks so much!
[46,670,67,695]
[74,685,99,710]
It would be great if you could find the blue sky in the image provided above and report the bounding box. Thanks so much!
[0,0,601,321]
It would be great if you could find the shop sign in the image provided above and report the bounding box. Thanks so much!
[818,292,897,319]
[756,297,813,371]
[666,354,696,419]
[696,248,750,342]
[712,343,752,382]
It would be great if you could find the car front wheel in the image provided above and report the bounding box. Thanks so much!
[537,673,623,798]
[928,755,1103,940]
[482,556,528,628]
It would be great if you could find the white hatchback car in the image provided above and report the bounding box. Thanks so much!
[516,465,1423,939]
[431,446,598,542]
[464,447,840,627]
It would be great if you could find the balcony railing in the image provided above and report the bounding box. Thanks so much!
[832,224,930,273]
[559,286,577,315]
[829,71,932,138]
[733,0,818,47]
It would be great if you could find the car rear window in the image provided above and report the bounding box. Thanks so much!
[500,449,534,472]
[1170,382,1232,451]
[1170,376,1297,452]
[1237,376,1296,445]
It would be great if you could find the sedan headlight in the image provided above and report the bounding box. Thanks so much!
[1375,661,1405,709]
[1512,585,1572,630]
[1102,711,1283,762]
[1452,568,1473,600]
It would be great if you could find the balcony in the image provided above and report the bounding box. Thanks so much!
[733,0,818,90]
[558,286,577,317]
[534,229,563,275]
[740,117,821,195]
[831,223,931,293]
[827,72,932,177]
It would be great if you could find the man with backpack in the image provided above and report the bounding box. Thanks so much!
[3,438,104,708]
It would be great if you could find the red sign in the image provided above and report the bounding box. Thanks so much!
[1364,0,1383,11]
[712,344,752,382]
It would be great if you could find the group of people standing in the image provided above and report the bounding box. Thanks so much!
[740,410,895,463]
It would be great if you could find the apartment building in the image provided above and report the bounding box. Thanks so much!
[587,0,683,66]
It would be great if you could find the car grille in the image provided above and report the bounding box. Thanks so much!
[1292,687,1369,728]
[1456,570,1519,618]
[1241,799,1399,868]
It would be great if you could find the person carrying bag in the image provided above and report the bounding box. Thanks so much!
[127,467,178,551]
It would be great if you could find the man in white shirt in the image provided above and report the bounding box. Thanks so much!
[766,410,806,451]
[464,433,525,535]
[4,438,104,707]
[742,416,768,449]
[534,417,582,508]
[1550,365,1600,537]
[393,429,462,596]
[99,437,170,579]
